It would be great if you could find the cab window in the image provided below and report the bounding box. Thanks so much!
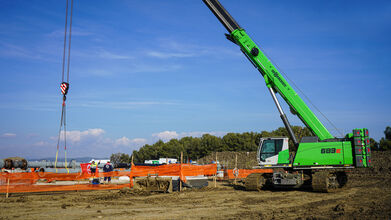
[260,139,284,161]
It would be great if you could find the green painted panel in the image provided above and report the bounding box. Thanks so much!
[293,142,346,166]
[342,141,353,165]
[277,149,290,164]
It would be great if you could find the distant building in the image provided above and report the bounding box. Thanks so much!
[89,159,110,165]
[144,158,177,165]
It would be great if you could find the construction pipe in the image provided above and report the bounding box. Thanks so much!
[2,157,28,170]
[1,158,125,170]
[39,167,82,173]
[28,160,79,169]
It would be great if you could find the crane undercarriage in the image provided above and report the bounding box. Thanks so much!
[245,169,348,192]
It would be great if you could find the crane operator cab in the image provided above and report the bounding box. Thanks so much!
[257,137,291,167]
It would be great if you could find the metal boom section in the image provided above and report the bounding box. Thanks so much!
[203,0,334,141]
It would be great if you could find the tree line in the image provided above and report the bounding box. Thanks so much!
[113,126,311,164]
[111,126,391,164]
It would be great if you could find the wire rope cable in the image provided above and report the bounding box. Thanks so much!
[55,0,73,173]
[66,0,73,83]
[61,0,69,83]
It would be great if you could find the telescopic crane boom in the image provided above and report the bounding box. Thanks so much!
[203,0,371,192]
[203,0,334,142]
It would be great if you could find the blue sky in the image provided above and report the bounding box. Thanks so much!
[0,0,390,159]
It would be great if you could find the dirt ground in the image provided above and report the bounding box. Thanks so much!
[1,151,391,220]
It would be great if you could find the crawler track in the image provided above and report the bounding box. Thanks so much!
[312,171,331,192]
[312,171,347,193]
[245,173,265,191]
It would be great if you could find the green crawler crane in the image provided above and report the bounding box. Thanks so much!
[203,0,371,192]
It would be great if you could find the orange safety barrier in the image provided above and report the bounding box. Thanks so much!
[0,171,131,194]
[224,168,273,179]
[0,163,217,194]
[0,183,130,194]
[129,163,217,186]
[0,171,131,183]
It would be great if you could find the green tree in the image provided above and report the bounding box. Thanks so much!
[379,138,391,151]
[385,126,391,140]
[222,133,240,151]
[182,136,202,160]
[201,134,222,154]
[369,138,379,151]
[130,126,318,162]
[110,153,130,165]
[379,126,391,151]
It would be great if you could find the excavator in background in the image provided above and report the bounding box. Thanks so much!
[202,0,371,192]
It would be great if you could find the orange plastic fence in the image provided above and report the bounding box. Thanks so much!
[224,168,273,179]
[0,171,132,194]
[0,183,130,194]
[0,171,131,183]
[130,163,217,183]
[0,163,217,194]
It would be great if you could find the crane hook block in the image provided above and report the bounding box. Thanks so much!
[61,82,69,96]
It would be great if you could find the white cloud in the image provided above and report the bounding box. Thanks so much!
[42,128,144,157]
[115,136,131,146]
[1,133,16,138]
[130,138,147,144]
[62,128,105,143]
[151,130,227,142]
[47,29,94,38]
[130,63,182,73]
[51,128,148,153]
[0,42,43,60]
[146,51,195,59]
[152,131,179,142]
[71,48,133,61]
[84,69,114,77]
[97,49,134,60]
[19,128,226,158]
[153,39,241,59]
[179,131,227,138]
[115,137,148,146]
[33,141,50,147]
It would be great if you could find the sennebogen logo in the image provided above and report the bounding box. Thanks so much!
[271,69,287,87]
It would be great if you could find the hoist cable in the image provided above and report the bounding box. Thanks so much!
[55,100,65,173]
[64,102,69,173]
[61,0,69,83]
[66,0,73,83]
[55,0,73,174]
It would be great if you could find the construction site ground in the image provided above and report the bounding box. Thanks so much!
[1,151,391,220]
